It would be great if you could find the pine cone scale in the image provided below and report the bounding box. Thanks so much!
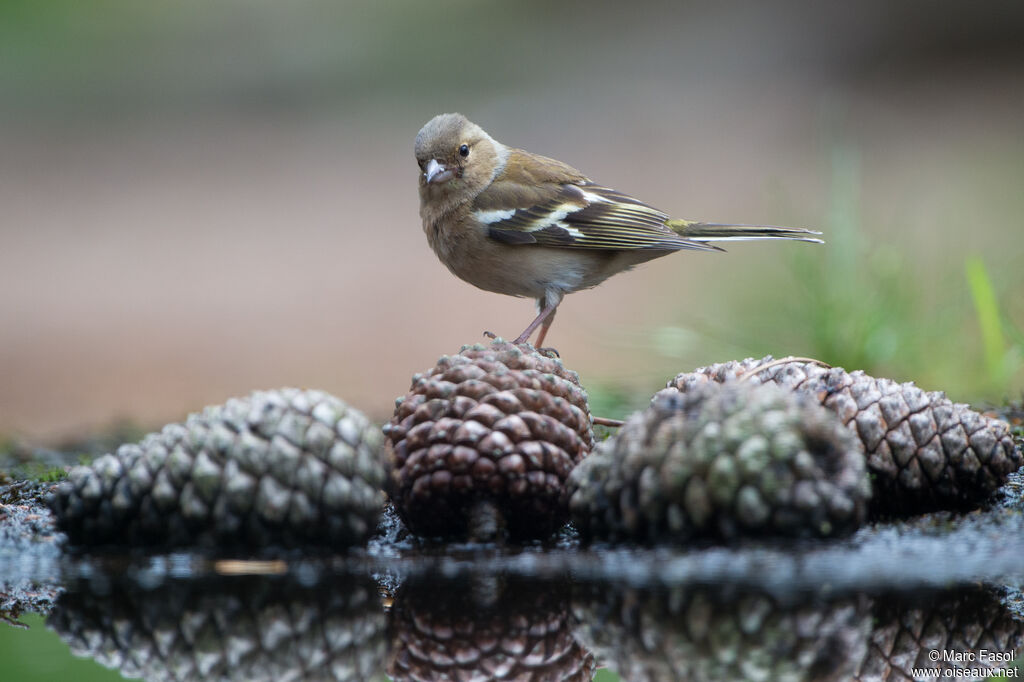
[669,357,1022,515]
[50,389,387,547]
[384,341,593,540]
[569,383,870,542]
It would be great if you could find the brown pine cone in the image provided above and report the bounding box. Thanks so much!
[855,588,1024,681]
[383,341,593,540]
[567,382,870,543]
[388,576,594,682]
[669,357,1023,515]
[48,389,387,548]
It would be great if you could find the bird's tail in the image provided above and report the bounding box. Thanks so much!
[666,219,823,244]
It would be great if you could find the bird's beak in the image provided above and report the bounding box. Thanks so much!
[424,158,453,184]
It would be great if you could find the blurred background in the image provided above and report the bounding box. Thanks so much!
[2,0,1023,444]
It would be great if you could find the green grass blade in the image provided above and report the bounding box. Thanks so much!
[965,255,1007,384]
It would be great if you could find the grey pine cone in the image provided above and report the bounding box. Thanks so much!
[383,340,593,540]
[572,585,872,682]
[567,382,871,542]
[49,389,387,548]
[48,575,387,682]
[669,356,1023,515]
[388,576,594,682]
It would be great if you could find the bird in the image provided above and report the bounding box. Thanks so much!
[414,113,821,349]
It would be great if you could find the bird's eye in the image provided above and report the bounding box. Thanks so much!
[459,144,470,158]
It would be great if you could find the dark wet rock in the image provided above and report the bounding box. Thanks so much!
[1,478,59,507]
[0,479,65,622]
[48,389,387,549]
[388,575,594,682]
[0,478,62,568]
[670,356,1023,516]
[0,581,61,627]
[1000,469,1024,512]
[1003,585,1024,623]
[567,382,870,542]
[383,340,593,540]
[48,573,387,682]
[0,489,62,628]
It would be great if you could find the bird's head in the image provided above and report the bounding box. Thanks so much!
[415,113,506,209]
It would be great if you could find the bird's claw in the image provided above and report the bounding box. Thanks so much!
[482,330,558,357]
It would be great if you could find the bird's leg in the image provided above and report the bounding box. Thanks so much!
[513,299,559,345]
[534,306,558,348]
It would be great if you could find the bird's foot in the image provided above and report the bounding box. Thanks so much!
[484,330,558,357]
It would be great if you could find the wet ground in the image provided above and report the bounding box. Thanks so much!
[2,466,1024,680]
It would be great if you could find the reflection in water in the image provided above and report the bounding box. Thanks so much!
[387,575,594,681]
[48,572,388,681]
[861,589,1024,681]
[573,584,1024,682]
[573,585,872,682]
[31,560,1024,682]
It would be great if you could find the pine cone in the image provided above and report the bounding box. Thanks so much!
[856,588,1024,681]
[670,357,1023,515]
[383,341,593,540]
[48,389,387,548]
[567,382,870,542]
[388,576,594,682]
[48,574,387,682]
[572,584,872,682]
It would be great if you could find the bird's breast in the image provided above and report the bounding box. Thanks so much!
[424,217,600,301]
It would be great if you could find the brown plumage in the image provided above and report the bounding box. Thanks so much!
[415,113,821,348]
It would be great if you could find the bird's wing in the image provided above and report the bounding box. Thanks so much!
[473,149,719,252]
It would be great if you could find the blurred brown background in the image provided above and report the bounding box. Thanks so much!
[2,0,1023,441]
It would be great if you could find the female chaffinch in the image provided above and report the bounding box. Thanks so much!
[414,113,821,349]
